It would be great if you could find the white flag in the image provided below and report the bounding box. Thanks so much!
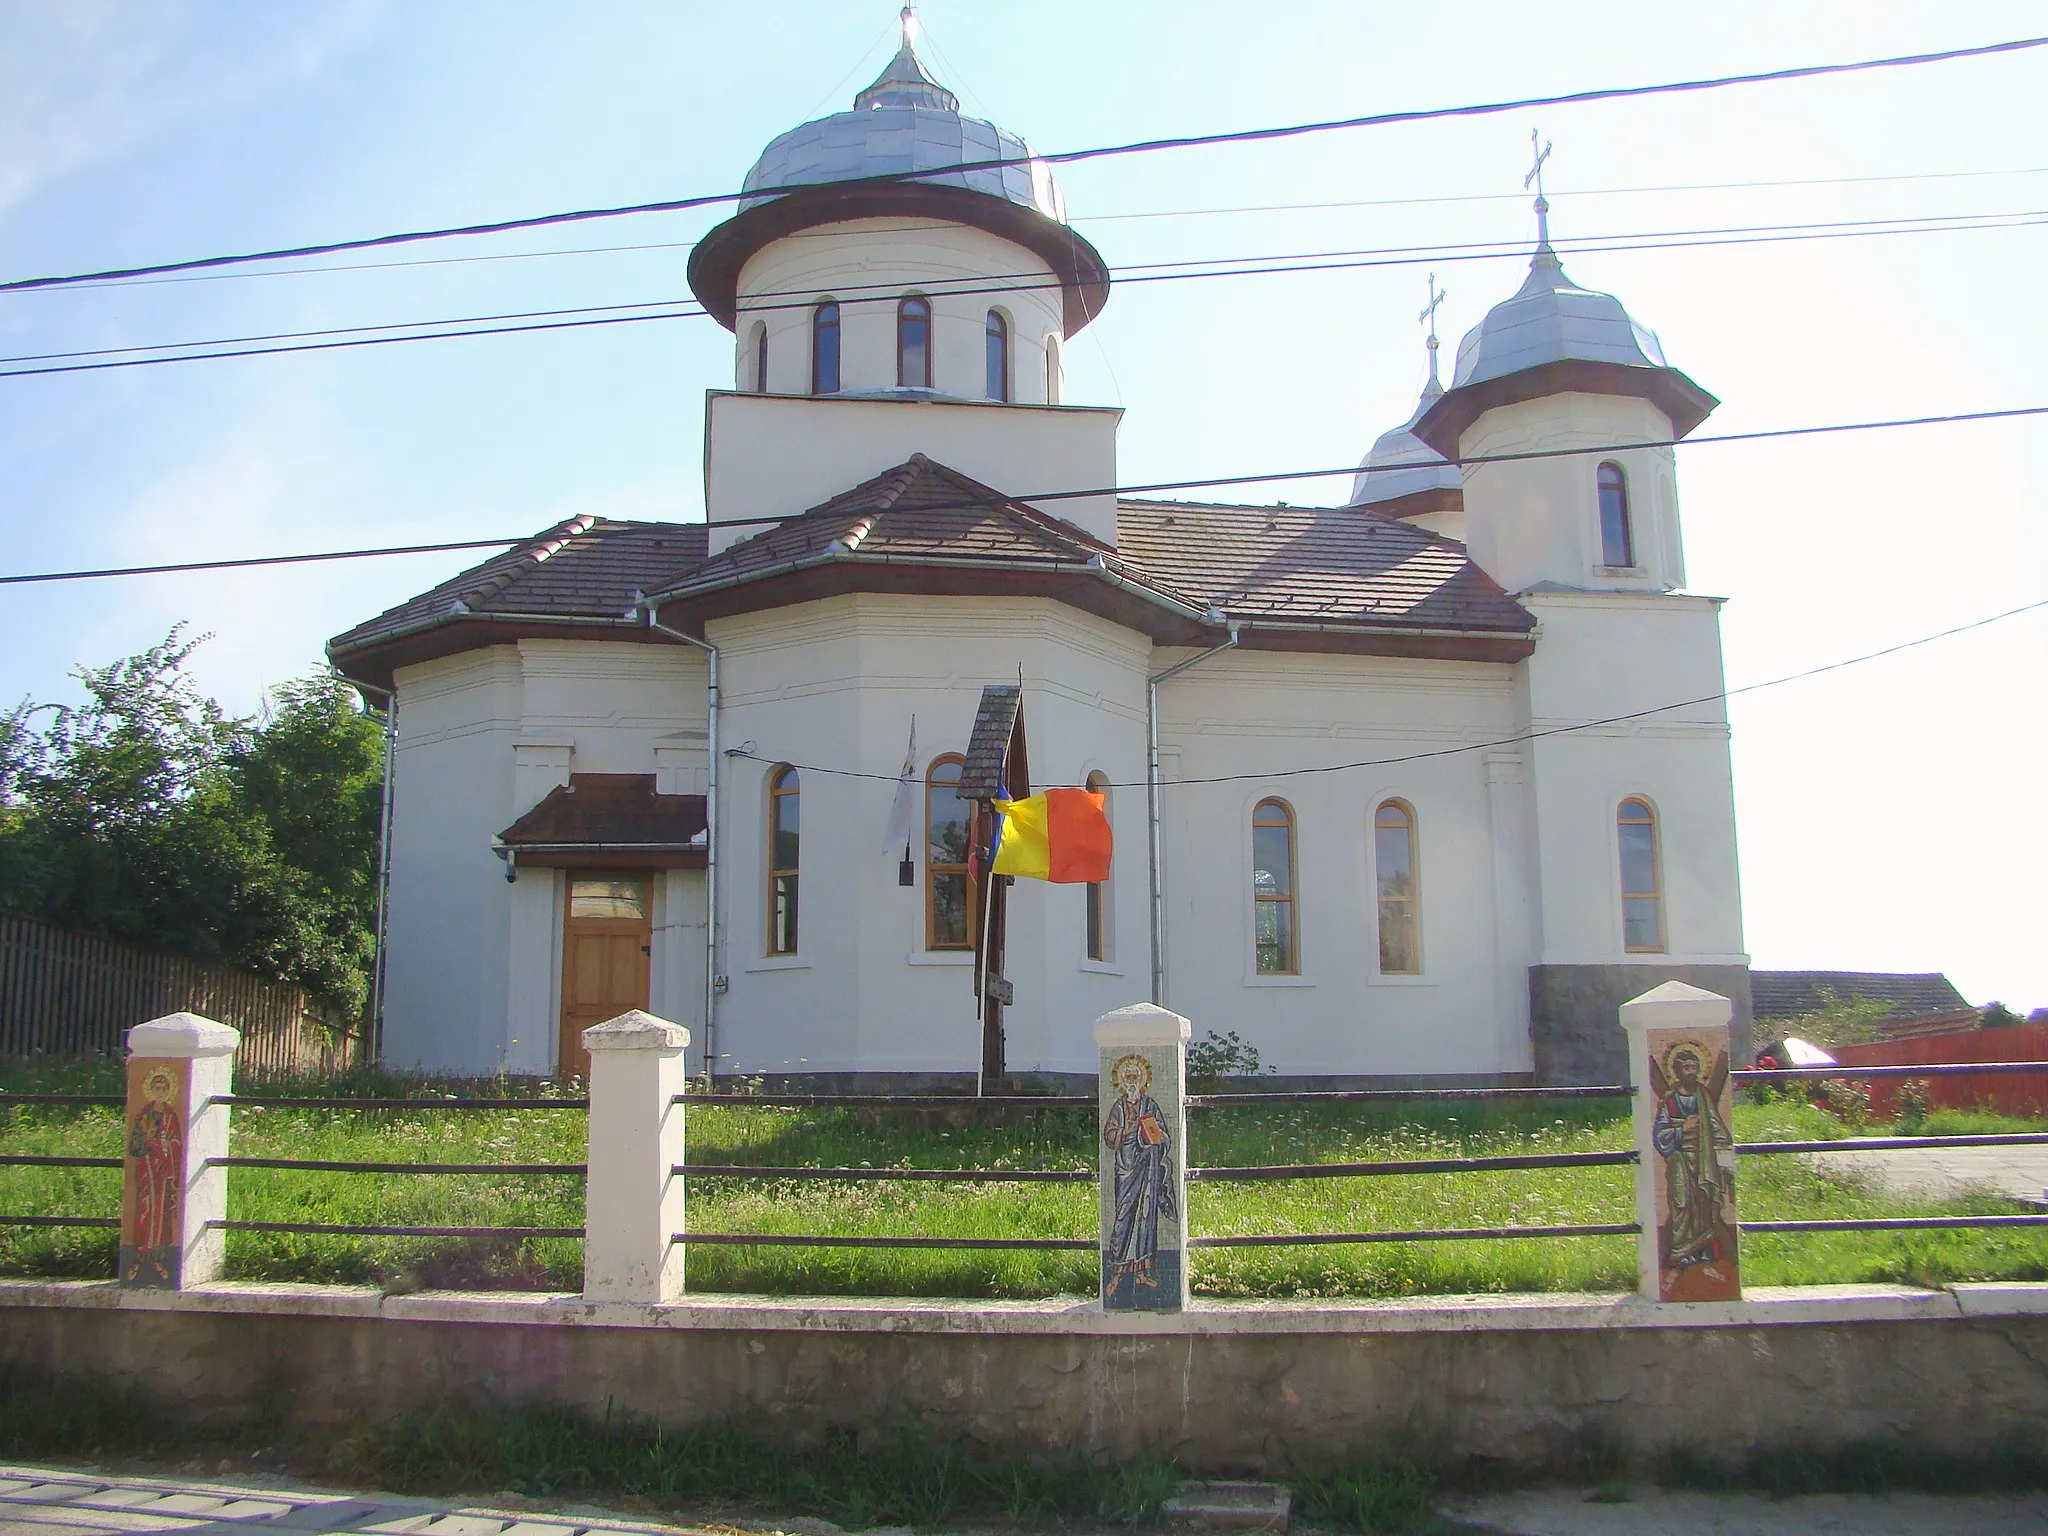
[881,717,917,856]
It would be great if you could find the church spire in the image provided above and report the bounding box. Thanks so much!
[855,5,958,111]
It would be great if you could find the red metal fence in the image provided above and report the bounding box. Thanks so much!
[1832,1023,2048,1117]
[0,911,359,1076]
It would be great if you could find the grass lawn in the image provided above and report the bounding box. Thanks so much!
[4,1057,2045,1299]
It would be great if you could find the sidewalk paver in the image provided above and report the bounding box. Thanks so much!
[1816,1144,2048,1202]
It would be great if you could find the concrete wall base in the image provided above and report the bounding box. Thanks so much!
[1530,964,1754,1086]
[5,1281,2045,1473]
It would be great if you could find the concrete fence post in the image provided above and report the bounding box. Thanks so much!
[1094,1001,1191,1313]
[1618,980,1741,1303]
[583,1009,690,1304]
[120,1011,239,1289]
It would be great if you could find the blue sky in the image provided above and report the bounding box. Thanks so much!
[1,1,2043,1006]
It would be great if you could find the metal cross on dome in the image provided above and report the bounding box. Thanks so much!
[1418,273,1446,385]
[1525,128,1556,248]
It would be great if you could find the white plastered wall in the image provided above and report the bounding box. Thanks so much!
[703,592,1151,1080]
[703,390,1122,552]
[733,219,1066,405]
[382,638,709,1077]
[1151,648,1526,1077]
[1457,393,1685,596]
[1513,591,1746,970]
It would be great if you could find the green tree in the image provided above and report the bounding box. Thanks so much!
[0,629,385,1024]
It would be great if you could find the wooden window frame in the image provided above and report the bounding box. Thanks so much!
[898,294,932,389]
[766,765,799,956]
[811,300,840,396]
[1373,798,1421,975]
[1597,460,1635,569]
[925,754,975,951]
[1617,796,1666,954]
[1084,770,1110,961]
[1252,797,1298,976]
[750,320,768,393]
[985,308,1010,402]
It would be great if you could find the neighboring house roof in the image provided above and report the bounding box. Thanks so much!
[496,773,707,871]
[1751,970,1971,1023]
[331,455,1538,687]
[328,516,707,687]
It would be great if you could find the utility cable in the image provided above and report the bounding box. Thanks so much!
[2,403,2041,587]
[721,594,2048,792]
[8,207,2045,381]
[2,33,2041,295]
[11,204,2036,369]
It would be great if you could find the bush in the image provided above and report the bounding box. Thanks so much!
[1187,1029,1269,1086]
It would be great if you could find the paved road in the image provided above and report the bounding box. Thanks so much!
[1813,1144,2048,1202]
[11,1464,2048,1536]
[0,1468,707,1536]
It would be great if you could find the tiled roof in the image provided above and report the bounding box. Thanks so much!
[959,684,1023,800]
[329,517,708,656]
[654,454,1126,598]
[1115,499,1534,635]
[1751,971,1971,1023]
[497,774,707,848]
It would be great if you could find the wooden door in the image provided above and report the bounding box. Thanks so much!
[559,875,652,1079]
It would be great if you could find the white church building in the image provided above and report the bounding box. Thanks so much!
[330,31,1751,1088]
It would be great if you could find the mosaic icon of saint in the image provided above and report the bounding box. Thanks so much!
[126,1067,184,1281]
[1651,1042,1733,1288]
[1103,1052,1176,1293]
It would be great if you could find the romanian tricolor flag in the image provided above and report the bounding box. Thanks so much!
[990,788,1112,883]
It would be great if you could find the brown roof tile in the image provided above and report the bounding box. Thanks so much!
[498,774,707,848]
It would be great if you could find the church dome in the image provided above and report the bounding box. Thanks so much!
[739,38,1068,224]
[688,19,1109,335]
[1348,374,1462,513]
[1450,246,1669,389]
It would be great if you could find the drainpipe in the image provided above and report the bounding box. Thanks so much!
[1146,622,1239,1007]
[644,607,722,1082]
[353,679,399,1065]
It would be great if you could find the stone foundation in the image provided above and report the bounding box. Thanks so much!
[1530,964,1753,1085]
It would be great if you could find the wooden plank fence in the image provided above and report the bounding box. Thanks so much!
[0,911,360,1076]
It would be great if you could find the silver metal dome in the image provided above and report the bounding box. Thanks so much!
[1349,374,1462,509]
[739,36,1067,224]
[1451,242,1669,389]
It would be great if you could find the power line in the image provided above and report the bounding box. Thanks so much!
[12,204,2036,368]
[9,206,2045,381]
[26,161,2048,296]
[724,594,2048,792]
[3,403,2041,587]
[3,33,2041,295]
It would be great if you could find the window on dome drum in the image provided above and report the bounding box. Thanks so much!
[811,301,840,395]
[1084,770,1111,961]
[750,321,768,393]
[898,295,932,389]
[1252,798,1297,975]
[1374,800,1420,974]
[767,766,799,956]
[927,755,974,950]
[1618,797,1664,953]
[1598,461,1635,568]
[985,309,1009,401]
[1044,335,1061,404]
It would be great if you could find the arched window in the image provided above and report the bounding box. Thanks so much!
[749,321,768,393]
[767,766,800,955]
[985,309,1009,401]
[898,295,932,389]
[1618,797,1664,952]
[1252,798,1297,975]
[926,755,974,950]
[1597,461,1634,568]
[1044,335,1061,404]
[1374,800,1420,974]
[811,300,840,395]
[1084,770,1112,961]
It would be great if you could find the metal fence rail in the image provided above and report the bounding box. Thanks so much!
[209,1219,582,1240]
[1739,1132,2048,1156]
[675,1163,1091,1183]
[1189,1086,1631,1108]
[1738,1062,2048,1082]
[1189,1150,1636,1181]
[1188,1222,1641,1248]
[1743,1214,2048,1234]
[210,1157,586,1175]
[675,1093,1093,1111]
[671,1232,1093,1250]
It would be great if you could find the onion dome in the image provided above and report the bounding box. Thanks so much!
[1349,286,1463,517]
[687,12,1109,335]
[1414,195,1715,457]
